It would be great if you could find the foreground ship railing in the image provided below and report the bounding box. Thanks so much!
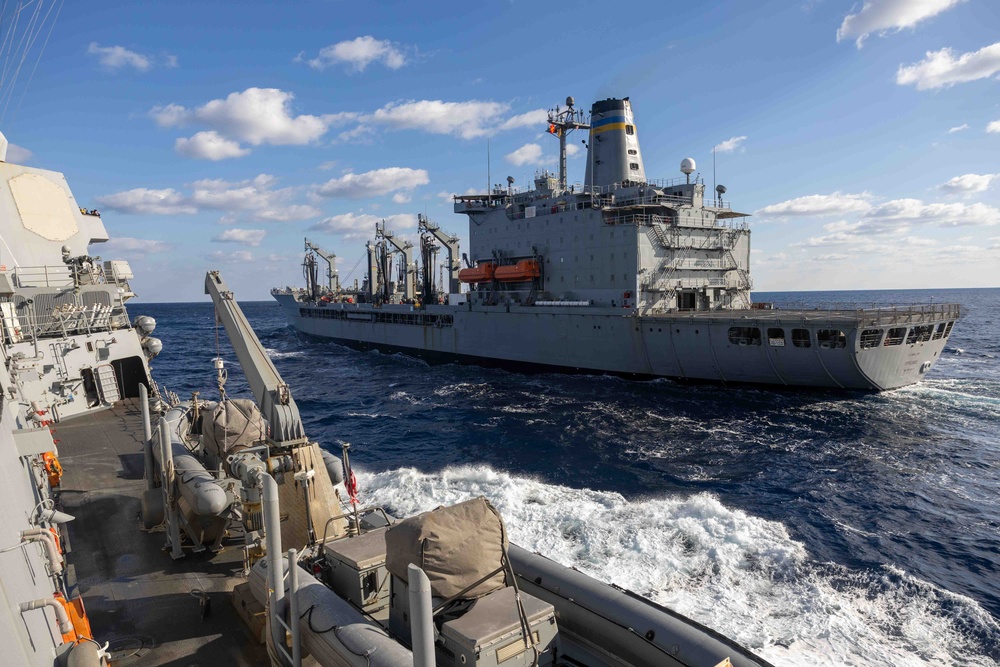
[1,262,136,344]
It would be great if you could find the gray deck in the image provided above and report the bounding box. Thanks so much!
[56,399,268,666]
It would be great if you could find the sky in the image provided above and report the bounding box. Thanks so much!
[2,0,999,302]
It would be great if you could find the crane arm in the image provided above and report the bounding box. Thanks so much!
[422,220,460,269]
[205,271,306,446]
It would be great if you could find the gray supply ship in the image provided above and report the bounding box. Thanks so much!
[0,129,772,665]
[273,97,959,391]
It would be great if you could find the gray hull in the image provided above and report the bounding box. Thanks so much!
[274,292,957,391]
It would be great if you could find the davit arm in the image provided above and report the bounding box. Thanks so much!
[204,271,306,446]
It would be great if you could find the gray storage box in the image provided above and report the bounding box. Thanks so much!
[322,526,390,613]
[439,587,557,667]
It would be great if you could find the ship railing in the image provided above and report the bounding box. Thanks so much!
[1,292,129,344]
[758,302,961,323]
[11,263,135,291]
[12,265,75,288]
[605,213,748,230]
[641,277,730,291]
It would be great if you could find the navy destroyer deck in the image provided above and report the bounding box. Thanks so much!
[56,399,266,666]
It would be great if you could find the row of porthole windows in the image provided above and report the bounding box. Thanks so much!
[727,327,845,349]
[727,327,833,348]
[859,321,953,349]
[725,321,955,350]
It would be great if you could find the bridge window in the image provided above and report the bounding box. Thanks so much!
[932,323,946,340]
[791,329,811,348]
[728,327,761,346]
[884,328,906,346]
[817,330,847,349]
[629,163,640,170]
[625,125,635,135]
[628,149,637,155]
[943,321,954,337]
[767,328,785,347]
[859,329,883,349]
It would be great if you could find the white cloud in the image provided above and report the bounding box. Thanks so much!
[209,250,253,263]
[505,143,552,167]
[98,174,320,222]
[150,88,329,148]
[368,100,510,139]
[939,173,999,194]
[95,188,197,215]
[305,36,407,72]
[862,199,1000,227]
[988,120,1000,133]
[175,131,250,160]
[896,42,1000,90]
[191,175,321,222]
[497,109,548,131]
[336,124,377,145]
[150,103,187,127]
[565,143,581,157]
[98,236,170,255]
[714,136,747,153]
[392,192,411,204]
[754,192,873,218]
[87,42,151,71]
[309,212,417,239]
[6,143,31,163]
[316,167,429,199]
[812,253,850,261]
[793,199,1000,249]
[212,228,266,246]
[837,0,964,47]
[948,123,969,133]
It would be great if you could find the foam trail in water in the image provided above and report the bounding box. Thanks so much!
[356,465,999,667]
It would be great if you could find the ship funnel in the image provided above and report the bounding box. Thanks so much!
[584,98,646,188]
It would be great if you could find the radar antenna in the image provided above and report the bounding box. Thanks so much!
[546,96,591,193]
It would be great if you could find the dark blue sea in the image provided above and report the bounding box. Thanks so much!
[140,288,999,666]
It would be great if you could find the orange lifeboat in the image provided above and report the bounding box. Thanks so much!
[458,262,495,283]
[494,260,541,282]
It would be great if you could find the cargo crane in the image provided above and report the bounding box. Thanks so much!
[418,214,461,296]
[303,239,339,298]
[375,221,416,302]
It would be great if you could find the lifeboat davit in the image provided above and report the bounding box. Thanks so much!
[494,259,541,282]
[458,262,495,283]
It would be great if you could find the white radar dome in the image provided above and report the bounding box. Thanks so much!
[680,158,696,175]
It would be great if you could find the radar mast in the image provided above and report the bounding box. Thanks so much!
[546,96,590,193]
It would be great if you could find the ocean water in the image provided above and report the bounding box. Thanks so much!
[141,287,1000,666]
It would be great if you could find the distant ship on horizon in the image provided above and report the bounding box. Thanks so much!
[273,96,959,391]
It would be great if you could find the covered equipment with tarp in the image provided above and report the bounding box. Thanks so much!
[385,497,508,600]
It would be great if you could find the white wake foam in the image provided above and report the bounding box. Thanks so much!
[356,465,998,667]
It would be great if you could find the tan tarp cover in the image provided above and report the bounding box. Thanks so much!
[202,399,266,462]
[385,497,508,600]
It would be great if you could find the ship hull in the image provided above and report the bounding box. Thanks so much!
[273,293,956,391]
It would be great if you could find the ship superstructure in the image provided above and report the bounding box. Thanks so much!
[273,97,960,391]
[0,134,165,665]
